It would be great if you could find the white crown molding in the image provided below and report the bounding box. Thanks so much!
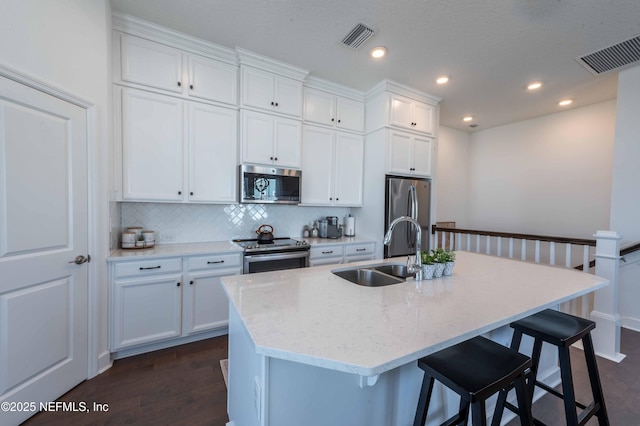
[112,13,237,64]
[236,47,309,81]
[304,75,365,102]
[366,79,441,105]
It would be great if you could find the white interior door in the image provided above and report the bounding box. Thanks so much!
[0,76,88,425]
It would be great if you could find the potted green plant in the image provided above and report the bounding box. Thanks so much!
[431,248,447,278]
[442,250,456,276]
[420,251,436,280]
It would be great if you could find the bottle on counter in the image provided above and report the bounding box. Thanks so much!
[303,225,310,238]
[311,222,319,238]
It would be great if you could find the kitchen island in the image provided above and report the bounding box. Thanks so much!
[222,251,608,426]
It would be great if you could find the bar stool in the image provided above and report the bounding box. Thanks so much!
[492,309,609,426]
[414,336,533,426]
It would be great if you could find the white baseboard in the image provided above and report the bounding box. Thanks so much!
[622,317,640,332]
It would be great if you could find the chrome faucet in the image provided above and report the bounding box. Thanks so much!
[383,216,423,281]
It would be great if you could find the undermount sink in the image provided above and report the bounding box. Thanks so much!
[331,263,414,287]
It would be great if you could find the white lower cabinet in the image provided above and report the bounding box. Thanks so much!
[309,241,376,266]
[110,252,241,354]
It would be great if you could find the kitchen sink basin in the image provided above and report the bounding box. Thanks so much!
[331,263,413,287]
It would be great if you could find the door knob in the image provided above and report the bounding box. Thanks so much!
[69,255,90,264]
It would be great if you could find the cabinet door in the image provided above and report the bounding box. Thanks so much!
[303,87,334,126]
[389,94,413,130]
[334,132,364,206]
[188,103,237,202]
[119,34,183,93]
[112,274,183,350]
[241,110,275,165]
[121,88,184,201]
[274,76,303,117]
[336,97,365,132]
[413,101,435,135]
[241,67,274,111]
[273,117,302,168]
[301,126,334,205]
[184,269,239,335]
[188,55,238,105]
[387,130,413,175]
[412,136,433,177]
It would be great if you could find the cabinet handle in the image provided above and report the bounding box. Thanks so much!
[139,265,161,270]
[336,198,339,201]
[275,102,279,107]
[190,280,194,285]
[178,191,182,195]
[190,191,194,196]
[207,260,225,264]
[270,156,274,160]
[177,81,181,87]
[177,282,181,287]
[331,118,335,122]
[190,84,193,90]
[322,250,334,254]
[274,157,278,161]
[329,197,332,200]
[271,101,275,106]
[337,119,341,123]
[356,248,367,252]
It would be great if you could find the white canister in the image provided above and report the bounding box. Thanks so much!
[121,231,136,248]
[344,215,356,236]
[127,226,143,240]
[142,230,155,245]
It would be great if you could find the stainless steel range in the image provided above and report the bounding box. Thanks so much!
[233,237,309,274]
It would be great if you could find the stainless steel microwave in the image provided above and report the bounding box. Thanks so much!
[240,165,301,204]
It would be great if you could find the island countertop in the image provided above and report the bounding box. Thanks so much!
[221,251,608,376]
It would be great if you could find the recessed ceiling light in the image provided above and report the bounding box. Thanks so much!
[527,81,542,90]
[558,99,573,106]
[436,76,450,84]
[370,46,387,58]
[463,116,474,122]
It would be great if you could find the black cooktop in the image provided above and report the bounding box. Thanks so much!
[233,237,309,253]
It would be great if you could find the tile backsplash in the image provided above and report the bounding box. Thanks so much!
[120,202,352,243]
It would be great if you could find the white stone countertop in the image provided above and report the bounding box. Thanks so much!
[107,241,243,261]
[221,251,608,377]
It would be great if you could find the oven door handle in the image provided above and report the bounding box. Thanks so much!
[244,251,310,263]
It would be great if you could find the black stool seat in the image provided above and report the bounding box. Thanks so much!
[414,336,533,426]
[511,309,595,347]
[492,309,609,426]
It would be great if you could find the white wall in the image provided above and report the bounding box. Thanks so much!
[435,126,471,227]
[466,100,616,238]
[610,64,640,243]
[0,0,112,376]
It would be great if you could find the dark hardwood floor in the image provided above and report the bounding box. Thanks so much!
[22,336,229,426]
[21,328,640,425]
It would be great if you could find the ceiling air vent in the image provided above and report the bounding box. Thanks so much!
[577,34,640,75]
[341,23,375,49]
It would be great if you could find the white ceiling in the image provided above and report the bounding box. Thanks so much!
[110,0,640,132]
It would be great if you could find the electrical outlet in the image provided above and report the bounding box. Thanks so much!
[254,376,262,422]
[160,233,176,243]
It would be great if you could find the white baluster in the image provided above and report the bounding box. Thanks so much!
[466,234,471,251]
[521,239,527,261]
[550,242,556,266]
[509,238,514,259]
[565,244,572,268]
[486,236,491,255]
[497,237,502,257]
[476,235,480,253]
[534,240,541,263]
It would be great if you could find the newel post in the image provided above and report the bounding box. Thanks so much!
[591,230,626,362]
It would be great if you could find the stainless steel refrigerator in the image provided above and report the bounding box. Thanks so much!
[384,175,431,258]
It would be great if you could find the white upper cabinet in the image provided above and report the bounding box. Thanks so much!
[387,130,433,177]
[241,109,302,168]
[187,54,238,105]
[301,125,364,206]
[120,88,184,201]
[389,94,435,135]
[116,33,238,106]
[119,33,184,93]
[303,87,364,132]
[188,103,237,203]
[118,87,238,203]
[241,66,303,117]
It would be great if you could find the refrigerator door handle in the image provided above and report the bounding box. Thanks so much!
[406,185,418,248]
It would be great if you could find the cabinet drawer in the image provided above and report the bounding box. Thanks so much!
[310,245,344,259]
[114,257,182,278]
[345,243,375,257]
[188,253,242,271]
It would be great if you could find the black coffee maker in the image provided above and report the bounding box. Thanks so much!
[326,216,342,239]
